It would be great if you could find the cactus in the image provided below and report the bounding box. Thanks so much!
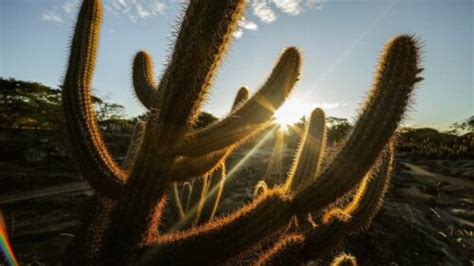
[254,180,269,198]
[331,253,358,266]
[62,0,422,265]
[168,87,249,228]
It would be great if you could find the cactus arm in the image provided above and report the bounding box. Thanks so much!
[173,47,302,157]
[140,189,293,265]
[171,181,194,222]
[232,86,250,110]
[182,181,193,213]
[292,35,422,214]
[327,142,395,232]
[331,253,358,266]
[168,86,249,181]
[170,149,229,181]
[152,0,247,148]
[173,183,187,220]
[256,144,394,264]
[285,108,326,192]
[301,144,394,258]
[253,233,306,266]
[197,163,226,224]
[253,180,268,198]
[185,174,210,227]
[132,51,158,110]
[62,0,126,200]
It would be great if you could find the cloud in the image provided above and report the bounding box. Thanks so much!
[62,0,79,14]
[107,0,167,22]
[272,0,302,15]
[233,17,259,39]
[42,0,167,24]
[41,10,64,24]
[306,0,328,10]
[252,0,278,23]
[233,28,244,39]
[251,0,327,24]
[238,19,259,31]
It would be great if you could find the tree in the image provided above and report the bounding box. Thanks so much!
[326,116,352,143]
[450,116,474,134]
[0,78,62,129]
[0,77,136,132]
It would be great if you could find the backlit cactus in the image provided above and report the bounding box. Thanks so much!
[62,0,423,265]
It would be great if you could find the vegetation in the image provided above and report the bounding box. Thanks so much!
[0,78,62,129]
[60,0,422,265]
[398,127,473,159]
[0,77,134,132]
[450,116,474,134]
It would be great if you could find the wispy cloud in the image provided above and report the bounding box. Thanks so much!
[42,0,328,40]
[251,0,327,24]
[306,0,328,11]
[234,17,259,38]
[239,19,259,31]
[252,0,278,23]
[272,0,302,15]
[42,0,167,24]
[41,10,64,24]
[233,28,244,39]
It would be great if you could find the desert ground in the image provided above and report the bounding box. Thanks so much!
[1,128,472,265]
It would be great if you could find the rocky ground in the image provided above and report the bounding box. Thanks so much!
[0,130,473,265]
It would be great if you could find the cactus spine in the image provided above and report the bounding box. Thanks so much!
[62,0,422,264]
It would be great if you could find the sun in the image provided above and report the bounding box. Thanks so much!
[274,97,313,130]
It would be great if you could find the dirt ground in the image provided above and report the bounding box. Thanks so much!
[1,150,473,265]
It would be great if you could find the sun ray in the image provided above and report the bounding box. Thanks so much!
[264,129,285,181]
[171,126,278,230]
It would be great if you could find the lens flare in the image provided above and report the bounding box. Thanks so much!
[0,211,18,266]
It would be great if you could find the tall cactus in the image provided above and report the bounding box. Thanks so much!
[62,0,422,265]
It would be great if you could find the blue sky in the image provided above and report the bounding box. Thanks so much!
[1,0,472,130]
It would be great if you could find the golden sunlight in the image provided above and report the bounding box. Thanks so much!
[274,97,314,129]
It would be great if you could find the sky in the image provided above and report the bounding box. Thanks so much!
[0,0,472,130]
